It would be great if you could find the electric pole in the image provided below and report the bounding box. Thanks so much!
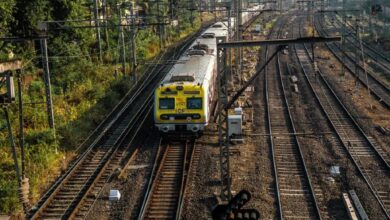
[40,38,55,131]
[130,2,138,82]
[118,5,127,75]
[94,0,103,61]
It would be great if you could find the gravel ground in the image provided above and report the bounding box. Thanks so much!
[86,130,160,220]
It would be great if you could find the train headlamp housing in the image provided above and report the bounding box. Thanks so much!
[192,114,201,119]
[176,85,183,91]
[160,115,169,120]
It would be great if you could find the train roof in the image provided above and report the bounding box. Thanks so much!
[161,53,214,86]
[159,19,235,87]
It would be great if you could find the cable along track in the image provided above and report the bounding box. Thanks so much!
[294,15,390,218]
[314,15,390,108]
[138,141,195,220]
[264,16,321,219]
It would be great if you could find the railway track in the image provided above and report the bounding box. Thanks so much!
[137,141,195,220]
[330,13,390,66]
[264,16,321,219]
[27,25,207,219]
[294,15,390,219]
[325,14,390,83]
[314,15,390,108]
[327,14,390,76]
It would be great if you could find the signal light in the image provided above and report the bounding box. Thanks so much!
[212,190,260,220]
[235,209,260,220]
[228,190,251,211]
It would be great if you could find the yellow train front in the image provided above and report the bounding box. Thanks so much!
[154,81,208,134]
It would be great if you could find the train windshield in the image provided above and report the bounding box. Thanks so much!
[159,98,175,109]
[187,98,202,109]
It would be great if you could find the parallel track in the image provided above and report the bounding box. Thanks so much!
[138,141,195,220]
[28,25,206,219]
[265,16,321,219]
[294,15,390,218]
[314,15,390,108]
[330,13,390,65]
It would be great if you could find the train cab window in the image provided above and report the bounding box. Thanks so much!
[159,98,175,109]
[187,98,202,109]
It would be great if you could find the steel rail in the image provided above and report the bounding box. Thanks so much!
[330,13,390,64]
[68,101,154,219]
[294,16,390,218]
[314,15,390,108]
[30,79,156,219]
[318,15,390,88]
[81,119,156,219]
[175,140,196,220]
[265,15,321,219]
[137,140,166,220]
[327,13,390,75]
[137,141,194,219]
[275,18,322,220]
[263,17,283,220]
[304,13,390,170]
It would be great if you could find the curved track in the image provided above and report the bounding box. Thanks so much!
[294,15,390,218]
[137,141,195,220]
[264,15,321,219]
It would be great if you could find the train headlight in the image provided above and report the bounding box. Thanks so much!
[192,114,201,119]
[176,85,183,91]
[160,115,169,120]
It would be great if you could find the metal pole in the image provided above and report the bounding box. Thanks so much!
[94,0,103,61]
[40,38,55,131]
[103,0,109,53]
[236,0,242,85]
[354,18,360,86]
[217,37,232,201]
[119,6,126,75]
[3,107,21,185]
[369,0,373,36]
[341,0,346,81]
[17,71,25,178]
[130,2,137,82]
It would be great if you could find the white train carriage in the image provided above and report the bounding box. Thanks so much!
[154,26,228,133]
[154,9,260,134]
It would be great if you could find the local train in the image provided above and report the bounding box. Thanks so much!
[154,5,262,134]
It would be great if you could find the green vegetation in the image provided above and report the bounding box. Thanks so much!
[265,18,276,30]
[0,0,200,214]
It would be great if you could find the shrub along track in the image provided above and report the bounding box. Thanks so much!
[27,24,209,220]
[264,14,322,219]
[294,14,390,218]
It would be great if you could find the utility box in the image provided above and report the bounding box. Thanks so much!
[254,24,261,33]
[109,190,121,201]
[234,107,242,115]
[228,115,242,136]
